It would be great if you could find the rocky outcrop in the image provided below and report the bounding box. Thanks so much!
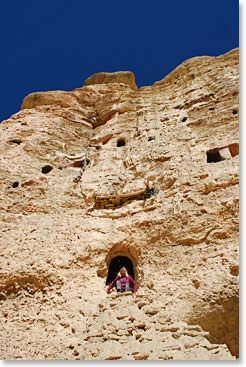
[0,48,239,360]
[84,71,138,90]
[21,90,81,110]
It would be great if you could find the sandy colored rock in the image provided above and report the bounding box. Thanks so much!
[84,71,138,90]
[0,48,239,360]
[21,90,81,110]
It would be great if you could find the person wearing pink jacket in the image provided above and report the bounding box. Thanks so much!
[107,267,136,293]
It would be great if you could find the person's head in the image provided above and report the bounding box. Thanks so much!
[119,267,127,277]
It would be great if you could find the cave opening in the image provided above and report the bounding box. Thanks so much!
[9,139,22,145]
[206,149,223,163]
[207,143,239,163]
[41,165,53,174]
[117,138,126,147]
[106,256,134,285]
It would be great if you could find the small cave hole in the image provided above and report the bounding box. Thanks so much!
[148,136,155,141]
[209,107,215,111]
[41,165,53,174]
[232,108,238,115]
[145,187,156,199]
[9,139,22,145]
[106,256,134,285]
[181,117,188,122]
[12,181,19,188]
[117,138,126,147]
[207,143,239,163]
[206,149,223,163]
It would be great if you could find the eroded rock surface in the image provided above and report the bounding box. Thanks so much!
[84,71,138,90]
[0,48,239,360]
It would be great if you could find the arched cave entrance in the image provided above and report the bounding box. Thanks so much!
[106,256,134,285]
[101,243,141,290]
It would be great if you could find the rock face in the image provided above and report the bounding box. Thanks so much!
[84,71,138,90]
[0,48,239,360]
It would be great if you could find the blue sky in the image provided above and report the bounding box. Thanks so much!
[0,0,239,122]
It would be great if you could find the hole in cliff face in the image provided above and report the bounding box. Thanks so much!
[12,181,19,188]
[9,139,22,145]
[206,149,223,163]
[105,243,140,289]
[106,256,134,285]
[181,117,188,122]
[188,295,239,358]
[148,136,155,141]
[41,165,53,174]
[232,108,238,115]
[207,143,239,163]
[117,138,126,147]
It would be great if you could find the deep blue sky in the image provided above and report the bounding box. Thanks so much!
[0,0,239,122]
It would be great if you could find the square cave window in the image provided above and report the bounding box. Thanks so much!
[206,149,223,163]
[207,143,239,163]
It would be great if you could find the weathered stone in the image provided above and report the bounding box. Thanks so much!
[116,314,128,320]
[134,321,146,329]
[0,48,238,361]
[133,354,149,360]
[229,264,239,276]
[21,90,81,110]
[116,291,132,298]
[83,71,138,90]
[137,301,148,309]
[160,326,179,333]
[105,355,122,360]
[108,334,120,341]
[117,329,129,337]
[144,308,159,316]
[192,279,200,289]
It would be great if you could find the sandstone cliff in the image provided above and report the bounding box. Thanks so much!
[0,48,239,360]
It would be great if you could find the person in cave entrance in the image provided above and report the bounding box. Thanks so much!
[106,267,136,294]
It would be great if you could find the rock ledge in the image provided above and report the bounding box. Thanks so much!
[83,71,138,90]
